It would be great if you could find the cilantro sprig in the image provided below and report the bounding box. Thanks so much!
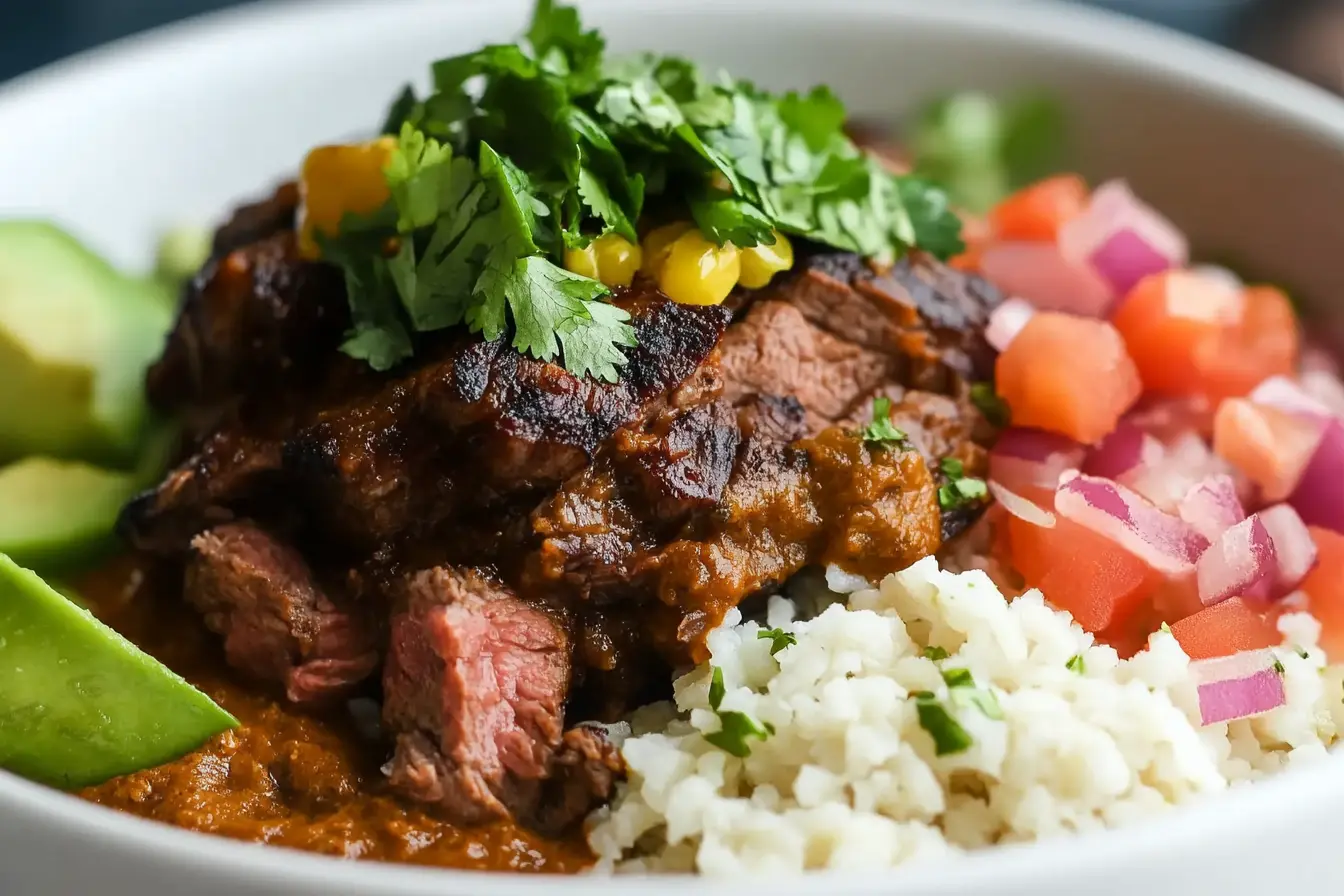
[757,628,798,656]
[913,668,1003,756]
[704,666,774,758]
[938,457,988,511]
[320,0,963,380]
[861,396,909,449]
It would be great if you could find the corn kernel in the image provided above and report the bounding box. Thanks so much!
[738,230,795,289]
[563,243,601,281]
[297,137,397,260]
[591,234,643,288]
[640,221,694,278]
[658,231,741,306]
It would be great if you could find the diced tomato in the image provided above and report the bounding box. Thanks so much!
[1169,597,1279,660]
[1008,515,1160,633]
[989,174,1089,243]
[995,312,1143,445]
[1302,527,1344,659]
[1195,286,1300,400]
[1112,270,1240,395]
[949,213,991,272]
[1211,398,1321,502]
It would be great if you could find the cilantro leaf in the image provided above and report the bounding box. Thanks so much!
[954,687,1004,721]
[938,478,989,511]
[970,382,1011,428]
[484,255,612,363]
[381,84,420,136]
[940,457,966,480]
[704,711,772,758]
[689,194,775,247]
[1066,654,1086,674]
[861,396,908,448]
[757,628,797,656]
[384,124,456,233]
[557,296,637,382]
[478,142,548,253]
[577,166,637,241]
[320,235,414,372]
[941,667,974,689]
[913,694,973,756]
[923,646,950,661]
[708,665,726,710]
[896,175,965,260]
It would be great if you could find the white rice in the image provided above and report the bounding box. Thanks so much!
[586,558,1344,875]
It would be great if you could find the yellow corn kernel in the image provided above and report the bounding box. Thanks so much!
[591,234,643,288]
[563,243,601,281]
[640,221,694,278]
[297,137,397,259]
[658,231,741,306]
[737,230,795,289]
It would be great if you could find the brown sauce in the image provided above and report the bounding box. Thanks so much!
[75,555,591,873]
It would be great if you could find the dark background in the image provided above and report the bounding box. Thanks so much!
[1,0,1342,94]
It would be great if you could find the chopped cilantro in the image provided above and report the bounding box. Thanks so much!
[1066,654,1086,674]
[1295,646,1310,660]
[913,693,974,756]
[1159,622,1172,634]
[1273,658,1286,675]
[321,0,963,380]
[704,666,772,758]
[940,668,1005,720]
[757,628,798,656]
[923,646,950,661]
[969,382,1010,428]
[939,457,966,479]
[941,667,974,689]
[861,397,908,448]
[938,478,989,511]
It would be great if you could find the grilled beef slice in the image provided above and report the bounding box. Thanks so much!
[186,522,380,703]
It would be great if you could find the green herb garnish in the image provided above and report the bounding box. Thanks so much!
[861,396,908,448]
[757,628,797,656]
[1273,658,1286,675]
[922,646,950,661]
[940,667,1004,720]
[940,667,974,689]
[937,457,989,511]
[321,0,963,380]
[704,666,772,758]
[913,693,974,756]
[969,382,1011,428]
[1066,654,1086,674]
[1160,622,1172,634]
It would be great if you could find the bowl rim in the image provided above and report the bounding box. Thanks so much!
[3,0,1344,892]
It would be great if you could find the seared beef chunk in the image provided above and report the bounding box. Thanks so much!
[147,231,348,419]
[210,182,300,257]
[186,522,379,703]
[529,724,625,835]
[381,568,570,823]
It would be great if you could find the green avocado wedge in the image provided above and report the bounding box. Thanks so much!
[0,555,237,789]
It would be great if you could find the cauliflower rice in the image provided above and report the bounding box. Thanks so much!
[587,559,1344,875]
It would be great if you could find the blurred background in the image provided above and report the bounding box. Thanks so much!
[1,0,1343,94]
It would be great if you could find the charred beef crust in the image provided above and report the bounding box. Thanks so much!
[210,182,300,257]
[186,522,380,703]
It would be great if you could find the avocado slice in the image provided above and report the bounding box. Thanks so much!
[0,554,236,789]
[0,221,173,467]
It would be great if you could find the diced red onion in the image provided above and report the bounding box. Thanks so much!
[1083,421,1164,480]
[1190,649,1287,726]
[979,243,1115,318]
[1178,475,1246,542]
[1055,472,1210,575]
[985,297,1036,352]
[990,428,1086,495]
[987,480,1057,528]
[1258,504,1318,597]
[1300,370,1344,420]
[1289,419,1344,534]
[1124,394,1217,443]
[1125,433,1235,514]
[1249,376,1333,420]
[1057,180,1189,297]
[1196,515,1276,607]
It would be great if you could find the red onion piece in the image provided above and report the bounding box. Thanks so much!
[1196,515,1277,608]
[1055,472,1210,575]
[1057,180,1189,296]
[1178,475,1246,542]
[1288,419,1344,534]
[1258,504,1318,597]
[1125,432,1235,514]
[979,243,1115,318]
[987,480,1057,528]
[985,297,1036,352]
[1250,376,1333,420]
[1190,649,1287,726]
[990,428,1086,495]
[1083,421,1164,480]
[1301,370,1344,420]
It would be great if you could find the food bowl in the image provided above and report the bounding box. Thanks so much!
[2,0,1344,893]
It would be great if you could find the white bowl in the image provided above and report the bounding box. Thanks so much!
[2,1,1344,894]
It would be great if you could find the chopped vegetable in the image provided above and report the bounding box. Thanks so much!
[1195,514,1276,608]
[1302,527,1344,659]
[938,460,988,512]
[995,312,1142,445]
[1110,269,1244,397]
[1083,421,1163,481]
[970,382,1011,428]
[923,646,950,661]
[1188,649,1286,726]
[1258,504,1318,598]
[1169,597,1279,660]
[1212,398,1322,502]
[978,242,1114,317]
[1065,654,1086,674]
[912,692,974,756]
[987,480,1056,528]
[1057,180,1187,297]
[757,628,797,655]
[988,426,1084,505]
[1288,419,1344,535]
[1177,475,1246,542]
[1194,285,1300,401]
[1054,473,1209,576]
[0,554,237,788]
[861,396,909,449]
[704,666,772,757]
[985,296,1035,352]
[988,174,1088,243]
[658,230,740,306]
